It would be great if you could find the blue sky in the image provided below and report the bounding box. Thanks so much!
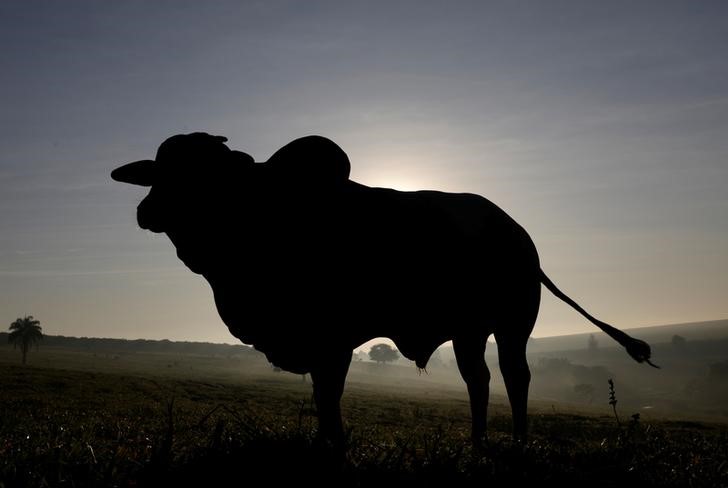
[1,1,726,343]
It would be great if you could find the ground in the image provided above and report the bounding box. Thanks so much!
[0,346,726,487]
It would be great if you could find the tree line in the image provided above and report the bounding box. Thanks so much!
[2,321,260,362]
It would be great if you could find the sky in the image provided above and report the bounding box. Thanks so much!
[1,1,727,346]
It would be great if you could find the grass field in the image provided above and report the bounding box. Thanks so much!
[1,345,727,487]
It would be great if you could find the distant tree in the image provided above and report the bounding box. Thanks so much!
[588,334,599,352]
[368,343,399,364]
[8,316,43,365]
[671,334,687,351]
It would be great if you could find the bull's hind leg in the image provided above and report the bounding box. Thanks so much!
[496,303,538,440]
[495,278,539,441]
[496,332,531,441]
[453,338,490,446]
[310,352,351,446]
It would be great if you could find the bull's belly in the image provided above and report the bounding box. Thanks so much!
[210,263,540,374]
[225,319,459,373]
[217,287,500,373]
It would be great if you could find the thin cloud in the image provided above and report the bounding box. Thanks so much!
[0,268,185,277]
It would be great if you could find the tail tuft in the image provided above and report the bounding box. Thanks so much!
[624,338,660,369]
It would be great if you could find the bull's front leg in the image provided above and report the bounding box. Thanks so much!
[310,351,352,446]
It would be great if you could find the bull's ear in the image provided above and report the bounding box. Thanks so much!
[111,160,157,186]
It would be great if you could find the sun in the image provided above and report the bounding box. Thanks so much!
[353,160,438,192]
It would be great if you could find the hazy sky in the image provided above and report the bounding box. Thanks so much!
[1,1,726,345]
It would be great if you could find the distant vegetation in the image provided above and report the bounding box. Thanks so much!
[0,332,258,358]
[6,316,43,365]
[368,343,400,364]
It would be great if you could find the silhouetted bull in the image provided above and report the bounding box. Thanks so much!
[112,132,656,444]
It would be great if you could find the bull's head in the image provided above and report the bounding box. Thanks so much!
[111,133,255,274]
[111,132,351,274]
[112,132,254,233]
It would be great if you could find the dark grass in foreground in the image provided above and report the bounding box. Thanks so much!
[1,365,727,487]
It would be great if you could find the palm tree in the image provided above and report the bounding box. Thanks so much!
[8,316,43,365]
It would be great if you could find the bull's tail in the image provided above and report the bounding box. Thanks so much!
[539,269,659,368]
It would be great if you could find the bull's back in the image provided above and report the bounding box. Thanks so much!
[356,186,540,275]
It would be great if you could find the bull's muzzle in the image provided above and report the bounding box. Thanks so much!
[136,198,165,233]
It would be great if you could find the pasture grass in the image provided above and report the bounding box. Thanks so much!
[1,356,727,488]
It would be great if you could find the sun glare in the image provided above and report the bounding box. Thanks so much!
[354,157,439,192]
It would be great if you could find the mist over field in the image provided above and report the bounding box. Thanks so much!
[3,319,727,421]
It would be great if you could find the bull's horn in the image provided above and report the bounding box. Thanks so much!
[111,160,156,186]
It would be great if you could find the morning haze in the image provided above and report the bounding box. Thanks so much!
[1,1,726,343]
